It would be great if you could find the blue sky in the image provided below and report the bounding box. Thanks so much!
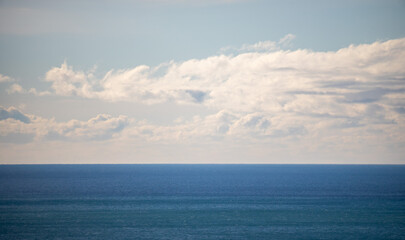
[0,0,404,163]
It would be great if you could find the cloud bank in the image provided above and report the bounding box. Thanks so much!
[2,37,405,163]
[0,107,129,142]
[37,38,405,123]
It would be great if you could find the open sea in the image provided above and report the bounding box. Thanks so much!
[0,164,404,239]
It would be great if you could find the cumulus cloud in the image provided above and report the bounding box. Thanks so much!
[0,103,404,163]
[0,105,313,144]
[6,84,24,94]
[38,38,405,118]
[6,83,51,96]
[44,114,130,141]
[0,74,14,83]
[0,107,130,142]
[6,38,405,159]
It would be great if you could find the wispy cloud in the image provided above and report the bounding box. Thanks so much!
[220,34,296,53]
[239,34,296,52]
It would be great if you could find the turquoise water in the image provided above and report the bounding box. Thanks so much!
[1,165,404,239]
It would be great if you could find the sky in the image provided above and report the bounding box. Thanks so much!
[0,0,404,164]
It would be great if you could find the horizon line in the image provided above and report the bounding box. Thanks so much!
[1,163,404,166]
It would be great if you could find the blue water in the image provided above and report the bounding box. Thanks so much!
[0,165,404,239]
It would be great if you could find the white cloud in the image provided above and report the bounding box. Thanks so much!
[37,38,405,119]
[6,84,24,94]
[0,104,404,163]
[45,114,130,141]
[0,106,291,143]
[236,34,296,52]
[220,34,296,53]
[6,83,51,96]
[278,33,296,47]
[25,38,404,149]
[3,37,405,163]
[0,74,14,83]
[239,40,278,52]
[0,107,130,142]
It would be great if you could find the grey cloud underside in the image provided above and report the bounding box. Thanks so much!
[289,88,405,105]
[185,90,209,103]
[395,107,405,114]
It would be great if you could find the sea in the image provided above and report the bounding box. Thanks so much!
[0,164,404,239]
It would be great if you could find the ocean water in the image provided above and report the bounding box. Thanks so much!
[0,165,404,239]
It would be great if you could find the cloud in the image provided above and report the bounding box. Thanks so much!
[37,38,405,118]
[6,84,24,94]
[5,38,405,161]
[6,83,51,96]
[342,88,404,103]
[239,40,278,52]
[18,38,403,148]
[0,104,404,163]
[45,114,130,141]
[0,74,14,83]
[278,33,296,46]
[0,106,31,123]
[221,34,296,53]
[0,105,315,144]
[0,106,130,142]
